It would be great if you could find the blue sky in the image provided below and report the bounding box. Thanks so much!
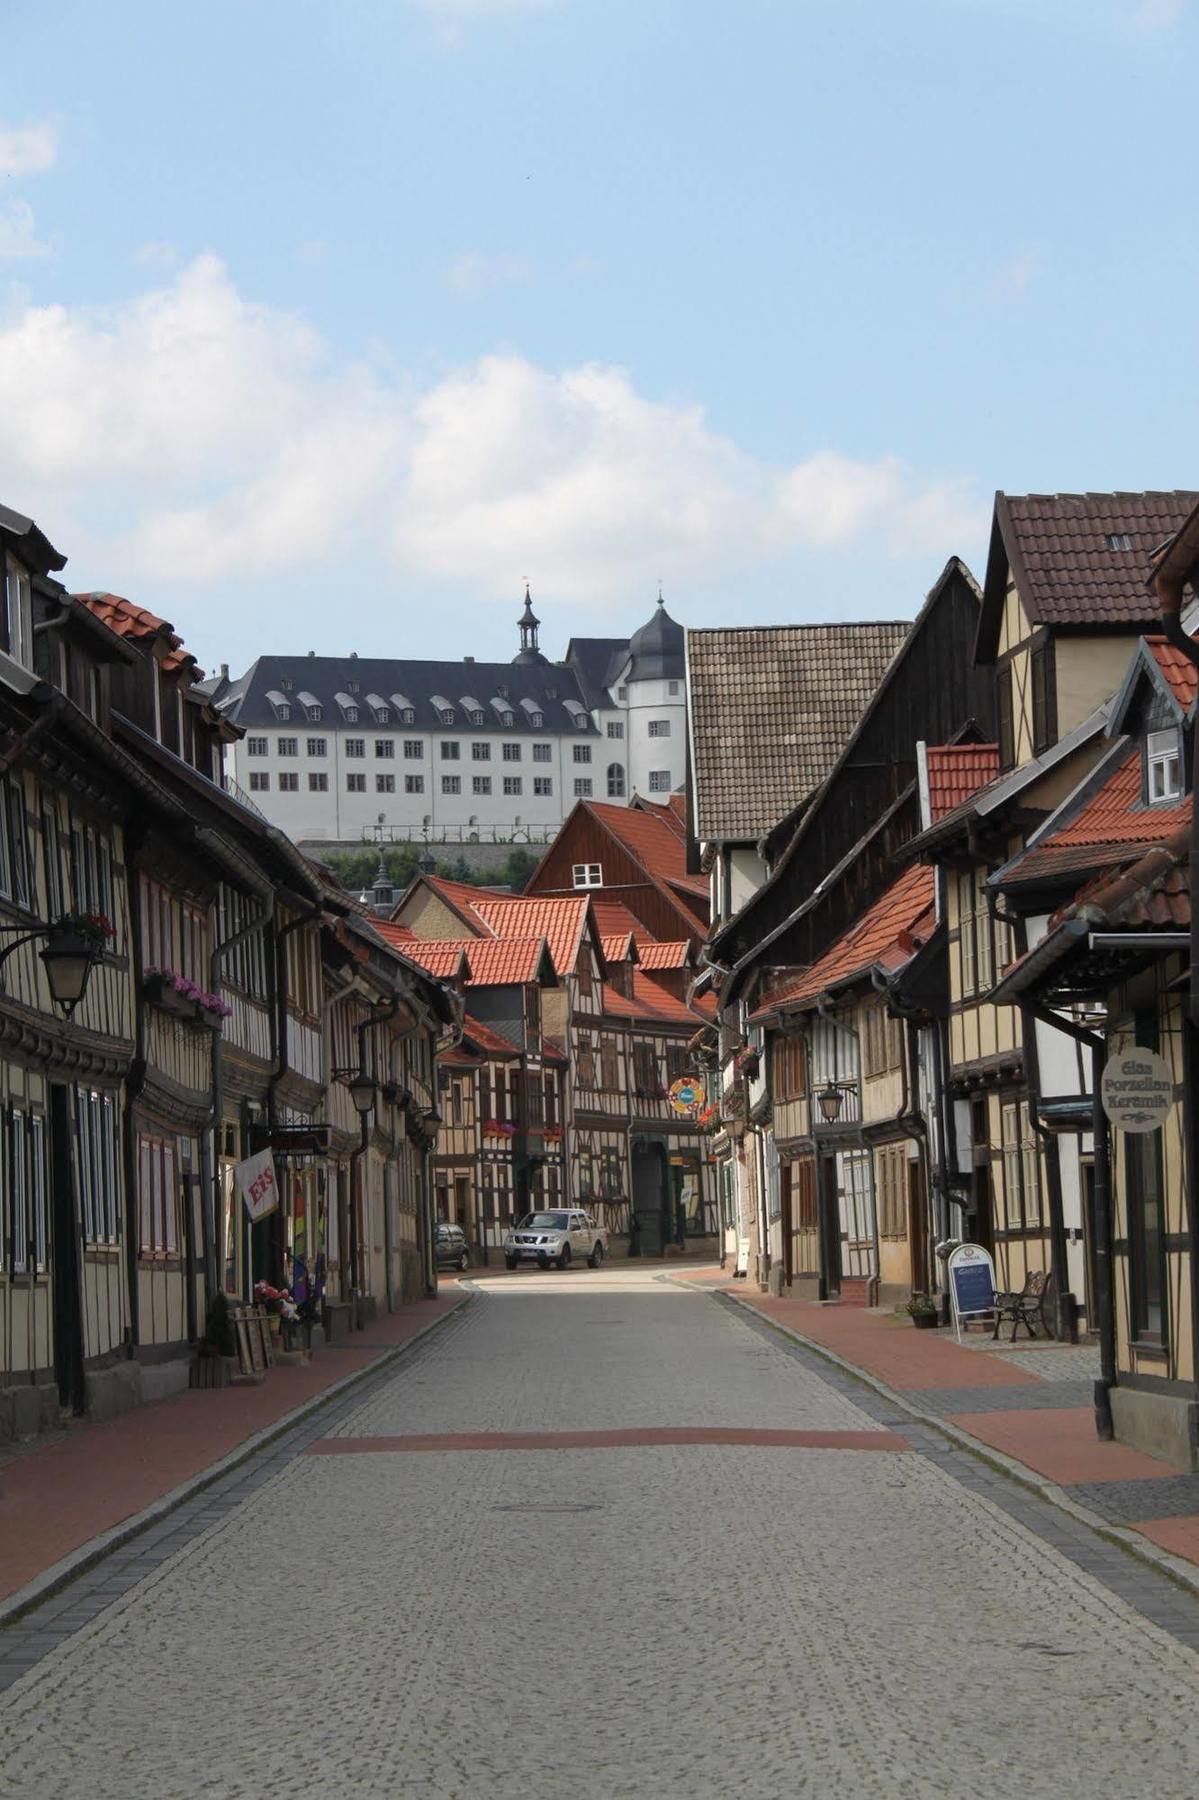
[0,0,1195,672]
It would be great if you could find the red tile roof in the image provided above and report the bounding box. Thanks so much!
[636,940,692,970]
[600,932,636,964]
[384,935,471,980]
[1145,635,1199,711]
[1009,748,1192,886]
[461,1014,520,1059]
[997,492,1198,629]
[600,970,714,1026]
[469,894,591,977]
[925,744,1000,823]
[585,800,698,890]
[589,897,653,941]
[75,591,199,676]
[750,864,936,1018]
[455,936,549,988]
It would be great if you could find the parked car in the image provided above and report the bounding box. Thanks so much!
[433,1221,470,1271]
[503,1210,607,1271]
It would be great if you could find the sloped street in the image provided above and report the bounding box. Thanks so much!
[3,1273,1199,1799]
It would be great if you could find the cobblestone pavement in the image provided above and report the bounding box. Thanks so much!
[4,1274,1199,1799]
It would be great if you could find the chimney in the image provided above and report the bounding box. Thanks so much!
[464,654,475,664]
[220,662,229,680]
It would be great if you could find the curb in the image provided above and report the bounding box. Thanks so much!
[0,1293,472,1629]
[716,1287,1199,1602]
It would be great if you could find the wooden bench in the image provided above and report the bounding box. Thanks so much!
[991,1270,1049,1342]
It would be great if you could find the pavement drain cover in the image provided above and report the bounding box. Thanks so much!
[491,1503,604,1514]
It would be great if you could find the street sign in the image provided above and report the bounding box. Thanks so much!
[1100,1049,1173,1133]
[235,1149,279,1223]
[668,1076,706,1117]
[947,1242,997,1342]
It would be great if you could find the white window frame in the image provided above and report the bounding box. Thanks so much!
[1147,728,1182,804]
[572,863,603,888]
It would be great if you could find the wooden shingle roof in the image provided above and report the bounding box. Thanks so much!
[685,620,909,842]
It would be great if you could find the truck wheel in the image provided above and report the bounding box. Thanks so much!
[505,1255,518,1270]
[588,1242,604,1269]
[557,1244,572,1271]
[537,1253,550,1270]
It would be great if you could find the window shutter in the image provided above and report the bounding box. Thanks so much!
[997,665,1015,770]
[139,1138,153,1254]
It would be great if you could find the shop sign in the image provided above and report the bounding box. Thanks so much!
[1100,1049,1173,1133]
[235,1149,279,1223]
[947,1243,997,1343]
[669,1076,706,1117]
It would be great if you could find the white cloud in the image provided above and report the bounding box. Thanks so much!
[1132,0,1190,25]
[410,0,560,13]
[444,250,532,295]
[0,118,58,178]
[132,241,182,269]
[0,256,983,606]
[0,200,50,261]
[986,249,1037,303]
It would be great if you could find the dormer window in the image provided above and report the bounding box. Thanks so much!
[530,711,544,728]
[277,704,291,721]
[1147,728,1182,803]
[469,709,484,725]
[377,707,390,724]
[307,705,322,722]
[345,706,358,723]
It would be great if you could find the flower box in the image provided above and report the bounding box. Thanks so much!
[143,970,201,1020]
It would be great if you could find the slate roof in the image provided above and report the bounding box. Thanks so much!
[979,491,1199,658]
[686,620,910,841]
[564,637,631,708]
[924,744,999,824]
[208,652,599,736]
[75,592,198,676]
[749,864,935,1019]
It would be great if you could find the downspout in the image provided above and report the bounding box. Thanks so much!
[1018,1001,1076,1343]
[268,899,322,1288]
[205,880,273,1313]
[873,967,934,1301]
[1026,999,1113,1434]
[357,995,400,1313]
[122,820,148,1352]
[815,996,878,1303]
[989,887,1075,1341]
[1152,563,1199,1027]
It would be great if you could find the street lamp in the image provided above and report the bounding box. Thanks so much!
[348,1070,376,1116]
[816,1081,846,1125]
[0,917,107,1019]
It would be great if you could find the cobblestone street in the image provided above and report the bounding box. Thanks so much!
[5,1273,1199,1799]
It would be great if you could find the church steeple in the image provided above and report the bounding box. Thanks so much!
[513,582,548,666]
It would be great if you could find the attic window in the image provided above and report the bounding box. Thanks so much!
[469,709,484,725]
[307,705,322,722]
[401,709,415,725]
[1107,533,1133,552]
[344,706,358,723]
[1147,728,1182,803]
[347,681,360,695]
[376,706,390,724]
[280,678,293,691]
[572,863,603,889]
[530,711,544,728]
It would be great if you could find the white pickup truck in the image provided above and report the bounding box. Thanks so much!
[503,1209,607,1271]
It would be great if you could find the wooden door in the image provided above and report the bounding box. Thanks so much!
[908,1157,929,1294]
[819,1155,841,1298]
[780,1164,794,1286]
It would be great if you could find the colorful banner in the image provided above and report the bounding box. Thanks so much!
[235,1149,279,1223]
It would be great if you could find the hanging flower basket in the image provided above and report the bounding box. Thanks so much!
[57,912,115,951]
[483,1119,516,1138]
[734,1049,760,1079]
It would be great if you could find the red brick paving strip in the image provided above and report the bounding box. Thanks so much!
[946,1407,1173,1484]
[739,1291,1042,1390]
[0,1294,464,1604]
[308,1426,908,1454]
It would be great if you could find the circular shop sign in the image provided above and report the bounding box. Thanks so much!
[668,1076,706,1117]
[1100,1048,1173,1133]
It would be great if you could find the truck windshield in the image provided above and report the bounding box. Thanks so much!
[522,1212,570,1230]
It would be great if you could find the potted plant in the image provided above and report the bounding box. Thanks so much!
[253,1280,297,1340]
[906,1293,940,1330]
[57,911,116,952]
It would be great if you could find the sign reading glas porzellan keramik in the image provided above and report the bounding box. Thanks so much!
[1100,1049,1173,1134]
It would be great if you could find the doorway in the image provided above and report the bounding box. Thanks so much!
[819,1155,841,1299]
[632,1140,667,1255]
[908,1157,929,1294]
[49,1084,84,1413]
[780,1163,794,1287]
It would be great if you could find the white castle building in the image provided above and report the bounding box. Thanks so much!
[205,591,688,844]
